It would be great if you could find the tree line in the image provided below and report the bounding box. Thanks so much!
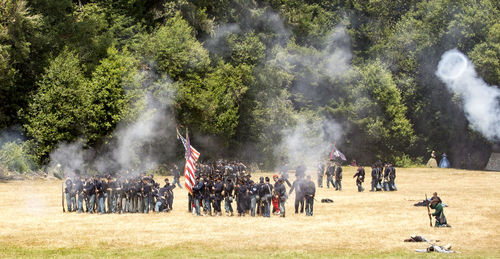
[0,0,498,173]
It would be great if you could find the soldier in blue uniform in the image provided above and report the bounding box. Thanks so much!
[304,175,316,216]
[289,176,305,214]
[388,163,397,191]
[64,177,73,212]
[261,177,273,217]
[172,164,182,188]
[249,180,259,217]
[370,164,378,192]
[353,165,365,192]
[213,177,223,216]
[326,162,335,189]
[274,177,287,218]
[73,175,84,213]
[193,178,204,216]
[224,178,234,216]
[335,162,343,191]
[83,177,96,213]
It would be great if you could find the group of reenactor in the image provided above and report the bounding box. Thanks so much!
[63,172,179,214]
[369,162,397,192]
[187,160,316,217]
[316,161,344,190]
[315,160,397,192]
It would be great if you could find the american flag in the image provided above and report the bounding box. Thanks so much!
[176,129,200,194]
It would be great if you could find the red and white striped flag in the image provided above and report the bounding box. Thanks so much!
[177,128,200,194]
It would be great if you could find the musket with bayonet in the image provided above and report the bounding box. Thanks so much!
[426,193,432,227]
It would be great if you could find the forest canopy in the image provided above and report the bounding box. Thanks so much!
[1,0,499,172]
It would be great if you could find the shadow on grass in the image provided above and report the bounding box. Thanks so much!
[0,244,492,258]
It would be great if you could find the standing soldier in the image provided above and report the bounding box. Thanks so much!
[172,164,182,188]
[193,178,204,216]
[224,178,234,216]
[317,162,325,188]
[388,163,397,191]
[370,164,378,192]
[96,176,107,214]
[202,177,213,216]
[335,162,343,191]
[142,177,152,213]
[236,179,248,217]
[136,177,144,213]
[106,176,113,213]
[249,180,259,217]
[164,178,175,211]
[326,162,335,189]
[84,177,96,213]
[289,176,305,214]
[377,163,384,191]
[262,177,273,217]
[74,175,84,213]
[304,175,316,216]
[353,165,365,192]
[383,164,391,191]
[274,177,287,218]
[64,177,73,212]
[120,178,129,213]
[213,177,223,216]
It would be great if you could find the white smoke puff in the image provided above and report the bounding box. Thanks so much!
[49,141,88,177]
[274,24,352,80]
[324,25,352,78]
[111,97,163,172]
[48,71,178,176]
[276,115,343,169]
[436,49,500,141]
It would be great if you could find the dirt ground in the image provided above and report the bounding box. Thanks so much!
[0,167,499,258]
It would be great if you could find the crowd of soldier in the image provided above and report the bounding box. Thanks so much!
[316,160,397,192]
[63,165,183,214]
[187,161,316,217]
[63,159,396,216]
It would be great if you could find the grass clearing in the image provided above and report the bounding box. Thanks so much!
[0,168,499,257]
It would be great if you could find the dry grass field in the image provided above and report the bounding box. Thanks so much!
[0,167,499,258]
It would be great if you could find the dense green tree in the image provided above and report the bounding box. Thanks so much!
[24,49,89,162]
[0,0,42,129]
[0,0,497,170]
[343,61,416,163]
[86,46,139,145]
[137,13,210,80]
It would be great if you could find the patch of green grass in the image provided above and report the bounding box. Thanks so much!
[0,245,497,258]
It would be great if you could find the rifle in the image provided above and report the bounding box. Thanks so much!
[426,194,432,227]
[62,181,65,213]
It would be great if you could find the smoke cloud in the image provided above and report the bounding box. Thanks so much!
[272,25,352,169]
[436,49,500,141]
[276,116,343,170]
[49,72,178,178]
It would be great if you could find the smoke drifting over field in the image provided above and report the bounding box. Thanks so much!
[436,49,500,141]
[272,25,351,167]
[276,117,343,169]
[49,7,353,174]
[49,72,177,177]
